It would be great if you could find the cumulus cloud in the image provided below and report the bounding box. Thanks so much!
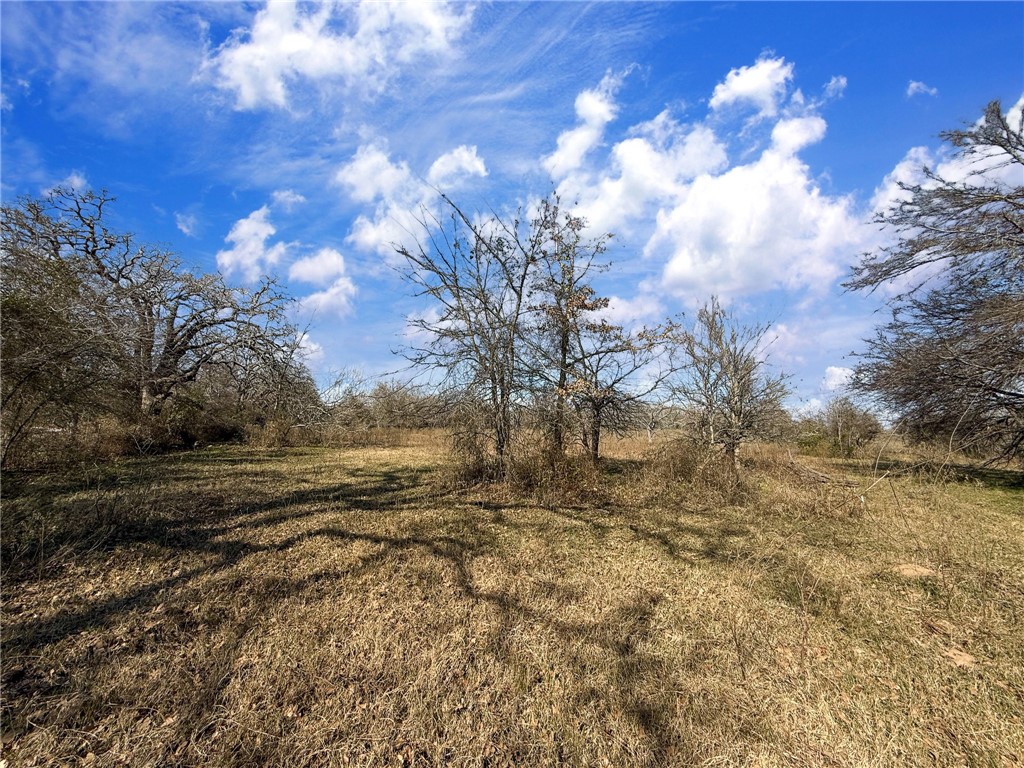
[650,136,862,301]
[555,109,728,235]
[906,80,938,98]
[288,247,349,285]
[299,275,358,319]
[337,141,488,258]
[335,143,413,203]
[709,55,794,119]
[543,70,628,179]
[536,56,869,305]
[427,145,487,188]
[822,365,853,391]
[216,206,291,281]
[208,1,474,109]
[175,212,198,237]
[770,115,827,156]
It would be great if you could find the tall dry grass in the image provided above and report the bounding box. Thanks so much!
[2,435,1021,766]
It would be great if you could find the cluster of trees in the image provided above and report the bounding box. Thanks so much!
[397,195,790,476]
[1,188,313,466]
[796,397,883,458]
[396,100,1022,471]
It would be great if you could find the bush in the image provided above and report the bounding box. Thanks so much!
[648,438,753,505]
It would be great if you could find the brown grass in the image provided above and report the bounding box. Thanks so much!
[2,433,1022,766]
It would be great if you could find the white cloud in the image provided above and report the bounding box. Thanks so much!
[289,247,349,285]
[822,365,853,391]
[272,189,306,211]
[216,205,290,281]
[299,275,358,319]
[650,141,862,301]
[709,55,794,119]
[763,313,875,372]
[47,170,88,194]
[427,145,487,188]
[536,56,865,305]
[295,332,325,367]
[175,212,198,237]
[869,145,931,213]
[336,143,413,203]
[770,115,827,156]
[556,111,728,235]
[906,80,938,98]
[208,1,473,109]
[347,204,424,259]
[338,142,488,258]
[543,70,627,179]
[824,75,847,100]
[601,294,665,327]
[762,322,806,366]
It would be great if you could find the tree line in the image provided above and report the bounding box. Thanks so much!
[2,100,1020,471]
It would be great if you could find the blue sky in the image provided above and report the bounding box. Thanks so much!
[2,1,1022,410]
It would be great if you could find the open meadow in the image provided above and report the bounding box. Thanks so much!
[2,433,1023,767]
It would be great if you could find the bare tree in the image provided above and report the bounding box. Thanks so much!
[400,193,675,466]
[799,396,883,458]
[846,100,1024,460]
[40,189,297,418]
[1,204,119,462]
[668,298,789,474]
[398,194,546,468]
[569,322,672,461]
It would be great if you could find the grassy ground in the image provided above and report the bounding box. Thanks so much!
[2,434,1022,767]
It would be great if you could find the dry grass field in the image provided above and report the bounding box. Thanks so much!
[2,433,1022,767]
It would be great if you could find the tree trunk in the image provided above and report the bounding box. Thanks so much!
[589,410,601,462]
[140,383,158,417]
[724,441,740,477]
[552,326,570,453]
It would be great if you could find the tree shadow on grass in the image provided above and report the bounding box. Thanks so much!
[3,448,777,765]
[839,457,1024,490]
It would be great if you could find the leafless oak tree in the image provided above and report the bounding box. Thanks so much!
[1,188,301,464]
